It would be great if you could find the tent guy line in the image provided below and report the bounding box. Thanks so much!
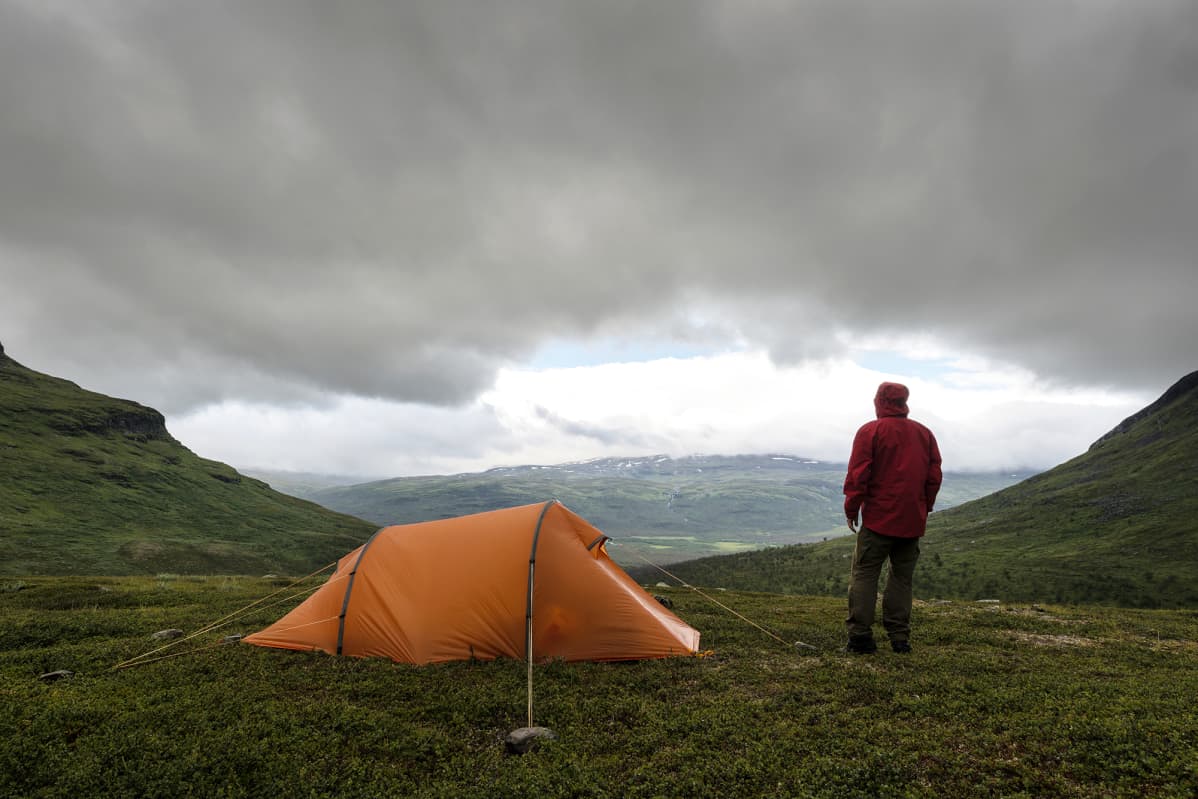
[620,543,818,652]
[111,562,339,671]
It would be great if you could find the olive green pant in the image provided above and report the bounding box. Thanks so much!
[846,527,921,642]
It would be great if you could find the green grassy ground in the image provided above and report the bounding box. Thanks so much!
[3,576,1195,797]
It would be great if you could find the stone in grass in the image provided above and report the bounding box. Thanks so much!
[653,594,674,609]
[221,634,243,644]
[39,670,73,682]
[504,726,558,755]
[151,628,185,640]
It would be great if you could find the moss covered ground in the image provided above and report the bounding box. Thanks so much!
[3,576,1195,797]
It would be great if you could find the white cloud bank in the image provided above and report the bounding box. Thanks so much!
[171,350,1149,478]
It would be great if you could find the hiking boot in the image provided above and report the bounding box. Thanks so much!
[845,634,877,654]
[891,640,912,654]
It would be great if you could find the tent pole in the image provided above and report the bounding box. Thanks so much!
[526,563,534,728]
[524,500,555,729]
[335,527,387,655]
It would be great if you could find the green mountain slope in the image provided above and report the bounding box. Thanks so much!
[292,455,1032,564]
[0,344,374,575]
[634,371,1198,608]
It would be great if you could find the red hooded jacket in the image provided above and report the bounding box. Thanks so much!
[843,382,943,538]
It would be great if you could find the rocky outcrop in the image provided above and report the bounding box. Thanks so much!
[100,407,171,440]
[46,403,173,441]
[1091,370,1198,450]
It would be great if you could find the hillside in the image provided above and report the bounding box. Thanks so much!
[639,371,1198,608]
[0,343,375,575]
[285,456,1031,564]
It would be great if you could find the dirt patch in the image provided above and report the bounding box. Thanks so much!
[780,657,826,671]
[1008,631,1099,648]
[1004,607,1087,625]
[119,540,166,561]
[1147,638,1198,654]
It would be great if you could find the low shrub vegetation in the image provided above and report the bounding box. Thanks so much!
[3,576,1196,797]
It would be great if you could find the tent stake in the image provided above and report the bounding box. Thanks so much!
[526,614,534,728]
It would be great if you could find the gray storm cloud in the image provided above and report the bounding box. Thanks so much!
[1,0,1195,412]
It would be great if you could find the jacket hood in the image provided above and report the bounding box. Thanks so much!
[874,382,910,418]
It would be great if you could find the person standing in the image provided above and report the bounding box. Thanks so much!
[843,382,942,654]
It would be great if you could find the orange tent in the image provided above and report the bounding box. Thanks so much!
[244,501,700,664]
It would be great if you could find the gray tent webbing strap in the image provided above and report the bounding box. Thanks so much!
[336,526,387,655]
[586,534,608,552]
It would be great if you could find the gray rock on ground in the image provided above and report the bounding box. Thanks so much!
[39,670,73,682]
[505,726,558,755]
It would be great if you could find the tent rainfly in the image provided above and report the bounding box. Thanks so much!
[244,501,700,664]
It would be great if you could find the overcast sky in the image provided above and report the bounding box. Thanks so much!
[2,1,1194,478]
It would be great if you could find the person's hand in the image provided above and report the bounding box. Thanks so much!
[847,517,857,533]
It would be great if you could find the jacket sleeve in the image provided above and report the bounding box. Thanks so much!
[925,432,943,512]
[843,424,873,520]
